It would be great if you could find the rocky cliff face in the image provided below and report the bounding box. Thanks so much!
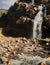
[42,1,50,38]
[0,0,50,38]
[2,2,39,38]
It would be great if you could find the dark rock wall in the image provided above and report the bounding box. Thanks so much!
[18,0,32,3]
[42,2,50,38]
[2,2,37,38]
[0,0,50,38]
[46,4,50,15]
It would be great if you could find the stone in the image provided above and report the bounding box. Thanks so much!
[1,57,8,62]
[8,60,13,65]
[41,61,46,65]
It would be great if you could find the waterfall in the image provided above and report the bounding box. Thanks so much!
[32,0,34,5]
[33,5,43,39]
[44,6,47,17]
[30,0,34,5]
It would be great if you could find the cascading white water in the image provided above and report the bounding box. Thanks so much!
[44,5,47,17]
[33,5,43,39]
[29,0,34,5]
[31,0,34,5]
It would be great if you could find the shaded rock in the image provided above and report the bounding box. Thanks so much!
[18,0,32,3]
[41,0,48,4]
[1,57,8,62]
[0,37,50,65]
[2,2,38,38]
[42,15,50,38]
[34,0,49,5]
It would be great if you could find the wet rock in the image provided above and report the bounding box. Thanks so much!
[7,60,13,65]
[1,57,8,62]
[39,59,50,65]
[0,37,50,58]
[0,37,50,65]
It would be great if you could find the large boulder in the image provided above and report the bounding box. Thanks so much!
[2,2,38,38]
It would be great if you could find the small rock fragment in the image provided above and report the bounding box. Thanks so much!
[8,60,13,65]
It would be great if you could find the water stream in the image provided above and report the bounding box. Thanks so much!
[44,6,47,17]
[33,5,43,39]
[30,0,34,5]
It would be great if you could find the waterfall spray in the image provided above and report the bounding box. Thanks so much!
[33,5,43,39]
[30,0,34,5]
[44,5,47,17]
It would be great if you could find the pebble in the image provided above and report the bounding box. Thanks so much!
[46,43,49,46]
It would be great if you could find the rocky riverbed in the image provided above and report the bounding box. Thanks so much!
[0,0,50,65]
[0,37,50,65]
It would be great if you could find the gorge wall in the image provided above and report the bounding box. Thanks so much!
[0,0,50,38]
